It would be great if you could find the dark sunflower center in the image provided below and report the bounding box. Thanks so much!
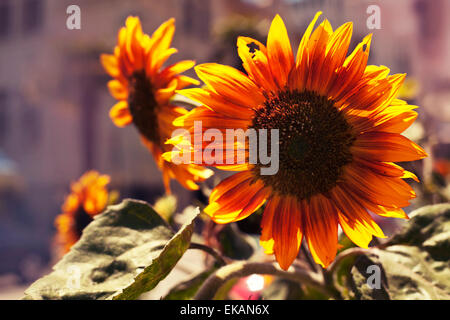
[251,90,356,199]
[73,206,93,239]
[127,70,160,144]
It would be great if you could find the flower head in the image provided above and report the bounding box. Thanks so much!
[54,171,110,255]
[171,13,427,270]
[101,17,212,193]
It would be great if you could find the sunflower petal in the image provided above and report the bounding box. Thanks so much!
[195,63,265,108]
[304,195,338,268]
[273,197,302,270]
[205,174,267,224]
[237,36,277,92]
[109,101,132,127]
[100,54,120,78]
[352,132,428,162]
[107,80,127,100]
[267,14,294,88]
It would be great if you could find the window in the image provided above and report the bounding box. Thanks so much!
[414,0,444,51]
[21,104,41,147]
[182,0,211,38]
[0,1,12,39]
[23,0,44,34]
[0,91,9,145]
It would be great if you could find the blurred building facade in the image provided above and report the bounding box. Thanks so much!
[0,0,449,280]
[0,0,219,278]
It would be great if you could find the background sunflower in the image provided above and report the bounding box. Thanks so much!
[53,171,111,257]
[101,16,212,194]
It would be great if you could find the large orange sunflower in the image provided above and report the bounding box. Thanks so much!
[169,13,427,270]
[54,171,110,255]
[101,17,212,193]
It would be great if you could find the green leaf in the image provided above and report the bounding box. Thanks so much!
[23,199,199,300]
[350,203,450,300]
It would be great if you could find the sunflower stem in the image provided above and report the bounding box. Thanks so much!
[300,242,318,273]
[325,247,368,297]
[194,261,327,300]
[189,242,227,267]
[327,247,367,278]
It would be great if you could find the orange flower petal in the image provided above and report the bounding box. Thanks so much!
[260,196,281,255]
[195,63,265,108]
[237,36,277,92]
[331,186,385,248]
[344,164,415,208]
[175,75,200,89]
[178,88,254,120]
[267,14,294,88]
[107,80,128,100]
[100,54,120,78]
[305,19,333,92]
[352,131,427,162]
[296,11,322,68]
[304,195,338,268]
[354,157,419,182]
[205,174,267,224]
[291,11,322,90]
[273,196,302,270]
[109,101,133,127]
[319,22,353,95]
[371,109,418,134]
[173,106,250,129]
[146,18,175,74]
[157,60,196,87]
[329,34,372,101]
